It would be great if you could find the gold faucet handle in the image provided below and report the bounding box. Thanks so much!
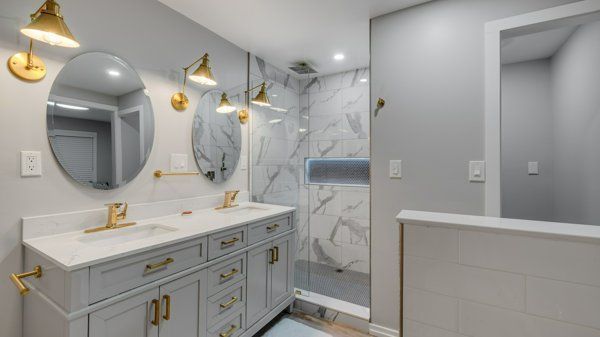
[117,202,128,220]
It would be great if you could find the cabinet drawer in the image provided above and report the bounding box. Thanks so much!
[207,253,246,296]
[207,280,246,328]
[247,215,292,245]
[208,309,245,337]
[89,237,207,303]
[208,226,247,260]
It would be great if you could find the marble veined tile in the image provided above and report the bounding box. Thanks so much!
[341,86,369,115]
[342,139,370,157]
[309,140,343,158]
[340,217,370,246]
[309,214,344,242]
[252,165,301,195]
[253,136,302,166]
[310,238,342,268]
[342,111,369,140]
[341,243,370,273]
[341,189,370,219]
[340,68,369,88]
[308,90,342,116]
[308,115,343,141]
[309,187,342,216]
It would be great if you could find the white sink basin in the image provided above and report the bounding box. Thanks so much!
[216,204,271,216]
[77,224,178,247]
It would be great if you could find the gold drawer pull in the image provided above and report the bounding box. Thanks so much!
[220,268,239,280]
[269,248,275,264]
[220,296,238,309]
[266,224,279,232]
[273,246,279,262]
[221,237,239,247]
[219,324,238,337]
[151,299,160,326]
[9,265,42,296]
[146,257,174,273]
[162,294,171,320]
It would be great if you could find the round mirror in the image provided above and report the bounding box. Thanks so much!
[47,52,154,190]
[192,90,242,183]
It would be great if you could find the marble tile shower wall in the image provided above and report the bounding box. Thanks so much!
[298,68,370,274]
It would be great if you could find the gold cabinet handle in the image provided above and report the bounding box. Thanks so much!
[273,246,279,263]
[151,299,160,326]
[220,296,238,309]
[145,257,174,273]
[266,224,279,232]
[221,237,239,247]
[220,268,239,280]
[162,295,171,320]
[219,325,238,337]
[269,248,275,264]
[9,265,42,296]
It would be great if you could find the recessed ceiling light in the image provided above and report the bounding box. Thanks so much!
[270,107,288,112]
[360,78,368,83]
[299,128,307,133]
[271,94,278,97]
[333,53,345,61]
[107,70,120,77]
[268,118,283,124]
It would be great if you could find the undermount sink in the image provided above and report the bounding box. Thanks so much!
[77,224,178,247]
[216,204,271,216]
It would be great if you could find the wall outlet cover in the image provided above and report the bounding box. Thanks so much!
[469,161,485,182]
[528,161,539,175]
[170,154,188,172]
[240,155,248,170]
[21,151,42,177]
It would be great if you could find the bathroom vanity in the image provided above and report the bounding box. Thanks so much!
[18,201,295,337]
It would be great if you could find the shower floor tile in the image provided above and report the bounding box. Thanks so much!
[295,260,370,308]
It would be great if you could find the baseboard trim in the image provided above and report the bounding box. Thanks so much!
[369,323,399,337]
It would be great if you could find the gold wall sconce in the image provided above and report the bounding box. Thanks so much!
[10,265,42,296]
[216,93,236,114]
[8,0,79,82]
[171,53,218,111]
[237,81,272,124]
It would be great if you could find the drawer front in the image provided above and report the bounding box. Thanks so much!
[89,237,207,303]
[207,280,246,328]
[247,215,292,245]
[208,226,247,260]
[208,309,245,337]
[208,253,246,296]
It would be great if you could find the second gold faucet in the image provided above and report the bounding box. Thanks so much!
[216,190,239,210]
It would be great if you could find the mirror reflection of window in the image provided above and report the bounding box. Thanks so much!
[47,52,154,190]
[500,20,600,225]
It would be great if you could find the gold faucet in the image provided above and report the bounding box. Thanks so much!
[84,202,137,233]
[216,190,240,210]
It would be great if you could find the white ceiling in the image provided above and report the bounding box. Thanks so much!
[501,25,578,65]
[158,0,433,77]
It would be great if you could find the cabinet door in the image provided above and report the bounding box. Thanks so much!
[89,288,159,337]
[159,270,206,337]
[270,234,294,307]
[246,242,272,327]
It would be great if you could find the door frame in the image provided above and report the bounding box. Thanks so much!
[484,0,600,216]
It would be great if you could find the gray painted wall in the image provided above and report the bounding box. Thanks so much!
[0,1,248,336]
[501,59,555,222]
[552,20,600,225]
[370,0,579,331]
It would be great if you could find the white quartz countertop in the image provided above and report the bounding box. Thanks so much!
[397,210,600,243]
[24,202,295,271]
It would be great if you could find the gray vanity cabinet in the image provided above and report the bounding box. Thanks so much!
[90,270,206,337]
[89,288,159,337]
[246,233,294,327]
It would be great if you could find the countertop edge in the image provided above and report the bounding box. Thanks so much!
[397,210,600,244]
[23,204,296,271]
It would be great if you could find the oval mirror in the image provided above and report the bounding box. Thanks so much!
[192,90,242,183]
[47,52,154,190]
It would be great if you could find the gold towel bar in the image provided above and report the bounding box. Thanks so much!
[154,170,200,178]
[9,265,42,296]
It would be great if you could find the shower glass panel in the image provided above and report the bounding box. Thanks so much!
[250,54,370,316]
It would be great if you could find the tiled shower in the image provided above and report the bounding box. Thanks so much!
[250,55,370,315]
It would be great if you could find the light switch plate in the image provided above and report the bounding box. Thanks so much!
[170,154,188,172]
[389,160,402,179]
[21,151,42,177]
[469,161,485,182]
[528,161,539,175]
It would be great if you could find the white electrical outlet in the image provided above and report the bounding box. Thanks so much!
[240,155,248,170]
[170,154,188,172]
[21,151,42,177]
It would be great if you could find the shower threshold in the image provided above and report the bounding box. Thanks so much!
[294,288,370,320]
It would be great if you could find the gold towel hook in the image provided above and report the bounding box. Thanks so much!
[10,265,42,296]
